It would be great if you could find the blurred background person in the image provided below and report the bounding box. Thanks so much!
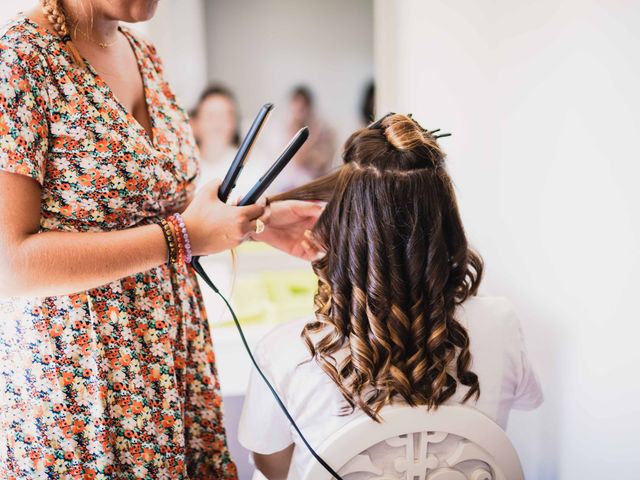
[192,84,241,180]
[286,85,336,179]
[267,86,337,194]
[192,84,268,196]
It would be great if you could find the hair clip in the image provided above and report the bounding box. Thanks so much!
[367,111,395,130]
[367,112,453,139]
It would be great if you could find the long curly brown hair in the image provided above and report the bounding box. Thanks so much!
[270,114,483,421]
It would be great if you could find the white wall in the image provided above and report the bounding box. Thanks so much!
[139,0,208,110]
[0,1,36,23]
[205,0,373,149]
[375,0,640,478]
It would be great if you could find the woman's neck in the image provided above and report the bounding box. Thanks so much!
[62,0,119,44]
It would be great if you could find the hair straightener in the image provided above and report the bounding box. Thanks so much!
[218,102,274,203]
[238,126,309,205]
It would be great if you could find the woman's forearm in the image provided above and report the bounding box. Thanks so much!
[3,224,168,298]
[0,172,264,299]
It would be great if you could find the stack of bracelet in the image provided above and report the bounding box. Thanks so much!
[158,213,192,265]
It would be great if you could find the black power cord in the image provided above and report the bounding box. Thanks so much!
[190,256,344,480]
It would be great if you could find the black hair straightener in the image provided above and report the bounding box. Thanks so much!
[218,102,274,203]
[191,104,307,266]
[238,126,309,205]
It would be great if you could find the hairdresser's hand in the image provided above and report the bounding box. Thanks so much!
[182,179,265,256]
[252,200,325,261]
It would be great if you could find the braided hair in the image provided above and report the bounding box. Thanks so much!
[40,0,84,66]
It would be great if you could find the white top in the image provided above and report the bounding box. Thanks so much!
[238,296,543,479]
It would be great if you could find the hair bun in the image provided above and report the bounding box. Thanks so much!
[380,114,444,168]
[381,114,426,151]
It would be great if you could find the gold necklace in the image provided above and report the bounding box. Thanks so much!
[75,28,120,48]
[94,37,119,49]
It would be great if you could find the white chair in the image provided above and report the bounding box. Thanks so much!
[303,405,523,480]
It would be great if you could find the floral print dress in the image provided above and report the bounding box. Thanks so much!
[0,17,237,479]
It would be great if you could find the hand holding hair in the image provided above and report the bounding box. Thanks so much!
[181,179,265,256]
[250,198,326,260]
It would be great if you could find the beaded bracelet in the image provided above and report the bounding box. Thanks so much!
[172,213,192,264]
[167,213,192,264]
[166,216,183,264]
[158,218,178,264]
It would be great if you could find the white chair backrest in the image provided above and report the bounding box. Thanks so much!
[303,404,523,480]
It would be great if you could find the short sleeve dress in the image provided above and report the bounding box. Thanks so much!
[0,16,237,480]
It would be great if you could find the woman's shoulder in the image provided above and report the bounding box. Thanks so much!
[254,317,313,371]
[0,16,51,75]
[255,317,311,352]
[1,16,49,55]
[459,295,518,318]
[119,25,155,50]
[458,295,523,338]
[118,26,163,69]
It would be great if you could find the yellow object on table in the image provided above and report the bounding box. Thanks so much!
[227,269,318,327]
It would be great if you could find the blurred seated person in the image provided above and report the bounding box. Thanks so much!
[238,114,543,479]
[360,80,375,126]
[192,84,270,196]
[192,84,240,168]
[286,85,336,179]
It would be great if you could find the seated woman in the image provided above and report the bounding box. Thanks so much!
[238,113,543,479]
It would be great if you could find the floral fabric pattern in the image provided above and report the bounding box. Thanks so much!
[0,17,237,479]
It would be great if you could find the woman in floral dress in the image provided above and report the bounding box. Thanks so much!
[0,1,323,478]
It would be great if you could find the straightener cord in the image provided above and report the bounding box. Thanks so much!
[190,256,344,480]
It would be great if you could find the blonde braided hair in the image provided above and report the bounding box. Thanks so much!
[40,0,85,66]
